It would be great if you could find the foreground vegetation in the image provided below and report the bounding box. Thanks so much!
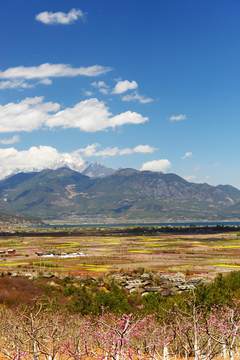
[2,271,240,359]
[1,305,240,359]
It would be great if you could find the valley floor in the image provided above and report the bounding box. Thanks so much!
[0,229,240,277]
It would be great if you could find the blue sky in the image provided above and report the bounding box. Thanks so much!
[0,0,239,186]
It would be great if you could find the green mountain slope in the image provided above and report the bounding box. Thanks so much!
[0,167,240,221]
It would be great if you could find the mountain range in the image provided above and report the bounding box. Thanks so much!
[0,165,240,222]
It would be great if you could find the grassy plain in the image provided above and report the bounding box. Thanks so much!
[0,230,240,277]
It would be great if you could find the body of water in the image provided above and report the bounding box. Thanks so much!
[44,221,240,228]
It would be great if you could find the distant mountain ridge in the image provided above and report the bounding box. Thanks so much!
[82,163,116,178]
[0,166,240,222]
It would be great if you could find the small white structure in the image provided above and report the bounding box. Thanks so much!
[41,252,86,259]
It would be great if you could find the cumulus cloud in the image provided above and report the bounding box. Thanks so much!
[0,97,60,133]
[0,97,148,133]
[36,8,85,25]
[140,159,171,173]
[0,63,111,80]
[47,98,148,132]
[169,114,187,122]
[91,81,109,95]
[0,146,86,179]
[0,135,20,145]
[113,80,138,94]
[182,151,193,160]
[122,92,154,104]
[78,144,156,157]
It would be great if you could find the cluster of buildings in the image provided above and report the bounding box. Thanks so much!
[35,251,86,258]
[0,249,16,256]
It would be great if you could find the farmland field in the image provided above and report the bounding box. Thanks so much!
[1,230,240,277]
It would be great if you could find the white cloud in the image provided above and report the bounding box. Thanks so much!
[122,92,154,104]
[0,97,60,133]
[0,97,148,133]
[0,80,33,90]
[140,159,171,173]
[113,80,138,94]
[38,78,53,86]
[108,110,147,128]
[0,63,111,80]
[0,135,20,145]
[0,78,53,90]
[0,143,156,179]
[0,146,86,179]
[83,90,94,97]
[182,151,193,159]
[77,144,99,157]
[36,8,85,25]
[91,81,109,95]
[78,144,156,157]
[133,145,156,154]
[169,114,187,122]
[47,98,148,132]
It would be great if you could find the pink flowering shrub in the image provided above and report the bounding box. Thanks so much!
[0,305,240,359]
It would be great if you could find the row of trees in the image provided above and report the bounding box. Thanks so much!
[1,301,240,360]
